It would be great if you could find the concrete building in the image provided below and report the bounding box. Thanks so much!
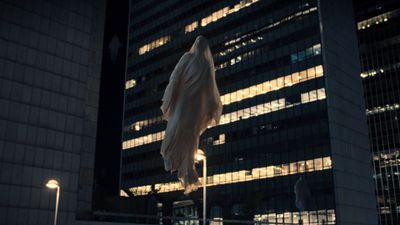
[0,0,106,224]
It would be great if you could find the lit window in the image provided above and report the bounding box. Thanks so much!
[357,9,400,30]
[291,44,322,64]
[185,21,198,33]
[125,79,136,90]
[138,36,171,55]
[120,189,129,197]
[122,88,326,149]
[127,156,332,196]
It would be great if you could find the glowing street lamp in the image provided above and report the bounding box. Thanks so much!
[195,149,207,225]
[46,179,60,225]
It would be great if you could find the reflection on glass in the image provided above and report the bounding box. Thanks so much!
[291,44,321,64]
[127,156,332,196]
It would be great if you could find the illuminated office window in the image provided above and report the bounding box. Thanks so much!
[212,134,225,145]
[125,65,323,133]
[138,36,171,55]
[184,0,259,33]
[222,65,323,105]
[357,8,400,30]
[119,189,129,197]
[185,21,198,33]
[366,103,400,115]
[128,156,332,196]
[122,88,326,150]
[125,79,136,90]
[255,209,336,225]
[136,4,317,58]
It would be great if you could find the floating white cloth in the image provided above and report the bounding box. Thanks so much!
[160,36,222,194]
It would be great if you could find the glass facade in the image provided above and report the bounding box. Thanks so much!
[354,1,400,225]
[123,0,377,224]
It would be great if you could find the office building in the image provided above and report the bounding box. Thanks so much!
[353,1,400,225]
[0,0,106,224]
[122,0,378,224]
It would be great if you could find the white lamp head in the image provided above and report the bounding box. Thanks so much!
[46,179,59,189]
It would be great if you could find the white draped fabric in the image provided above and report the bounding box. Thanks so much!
[160,36,222,194]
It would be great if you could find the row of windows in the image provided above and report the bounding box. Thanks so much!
[121,111,329,166]
[366,103,400,116]
[186,0,260,34]
[372,149,400,171]
[126,156,332,196]
[221,65,323,105]
[127,4,318,86]
[290,44,321,64]
[138,36,171,55]
[219,88,326,126]
[216,41,320,70]
[254,209,335,225]
[138,0,259,55]
[166,208,336,225]
[360,62,400,79]
[202,133,226,146]
[357,8,400,30]
[124,65,323,133]
[215,5,317,59]
[134,0,316,65]
[122,88,326,150]
[124,40,321,119]
[125,28,319,103]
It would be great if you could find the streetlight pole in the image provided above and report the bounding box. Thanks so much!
[203,156,207,225]
[195,149,207,225]
[46,179,60,225]
[54,185,60,225]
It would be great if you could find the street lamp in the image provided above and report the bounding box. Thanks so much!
[195,149,207,225]
[46,179,60,225]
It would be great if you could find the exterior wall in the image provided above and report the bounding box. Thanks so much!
[0,0,105,224]
[122,0,376,224]
[353,1,400,225]
[318,0,378,224]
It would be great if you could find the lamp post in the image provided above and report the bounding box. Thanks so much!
[46,179,60,225]
[195,149,207,225]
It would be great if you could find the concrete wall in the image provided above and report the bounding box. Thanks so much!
[318,0,378,224]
